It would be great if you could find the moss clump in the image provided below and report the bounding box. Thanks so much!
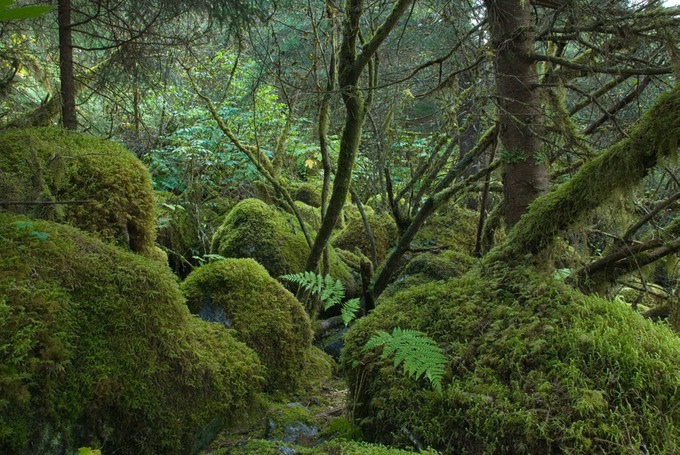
[181,259,333,394]
[332,210,398,263]
[402,250,475,281]
[0,213,263,455]
[342,267,680,454]
[211,198,355,294]
[294,200,323,231]
[0,127,156,254]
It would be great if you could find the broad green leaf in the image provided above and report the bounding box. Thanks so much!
[0,5,54,21]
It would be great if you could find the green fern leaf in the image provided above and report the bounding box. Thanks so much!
[341,298,361,325]
[363,328,447,391]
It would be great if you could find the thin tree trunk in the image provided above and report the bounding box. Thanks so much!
[486,0,548,227]
[305,0,414,272]
[58,0,77,129]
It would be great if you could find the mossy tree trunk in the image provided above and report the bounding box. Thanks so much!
[485,0,548,227]
[305,0,415,272]
[486,85,680,267]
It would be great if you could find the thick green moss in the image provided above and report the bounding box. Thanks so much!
[0,213,263,455]
[181,259,333,394]
[0,127,156,254]
[332,210,398,263]
[211,198,356,294]
[342,267,680,454]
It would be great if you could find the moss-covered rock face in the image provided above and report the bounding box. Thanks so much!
[211,198,356,294]
[342,267,680,454]
[0,127,156,254]
[332,210,398,263]
[0,213,262,455]
[181,259,333,394]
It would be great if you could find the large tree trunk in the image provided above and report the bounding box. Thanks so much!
[58,0,77,130]
[486,0,548,227]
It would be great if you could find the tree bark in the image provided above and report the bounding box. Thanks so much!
[486,0,548,227]
[305,0,414,272]
[58,0,77,129]
[487,85,680,264]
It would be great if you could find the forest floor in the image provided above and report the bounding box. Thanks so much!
[201,374,351,454]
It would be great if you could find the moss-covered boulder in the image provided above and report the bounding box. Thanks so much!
[211,198,356,293]
[383,250,476,299]
[0,213,263,455]
[412,203,478,254]
[293,181,323,208]
[342,267,680,454]
[332,210,398,263]
[0,127,157,254]
[181,259,333,394]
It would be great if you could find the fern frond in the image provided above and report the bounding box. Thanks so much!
[362,328,447,391]
[321,275,345,310]
[341,298,361,325]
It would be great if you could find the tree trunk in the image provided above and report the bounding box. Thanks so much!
[486,0,548,227]
[58,0,77,129]
[305,0,414,272]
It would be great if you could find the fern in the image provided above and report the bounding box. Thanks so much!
[280,272,346,308]
[341,298,361,326]
[363,328,447,391]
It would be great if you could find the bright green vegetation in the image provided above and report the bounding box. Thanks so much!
[211,198,356,294]
[0,127,157,254]
[0,213,263,455]
[342,267,680,454]
[181,259,334,395]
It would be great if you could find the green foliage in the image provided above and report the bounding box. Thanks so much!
[363,328,447,392]
[0,0,53,21]
[0,213,263,455]
[342,267,680,453]
[280,271,360,324]
[332,210,398,263]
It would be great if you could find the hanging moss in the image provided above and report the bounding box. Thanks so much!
[342,267,680,454]
[0,127,157,255]
[0,213,263,455]
[211,198,356,293]
[181,259,333,395]
[332,210,398,263]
